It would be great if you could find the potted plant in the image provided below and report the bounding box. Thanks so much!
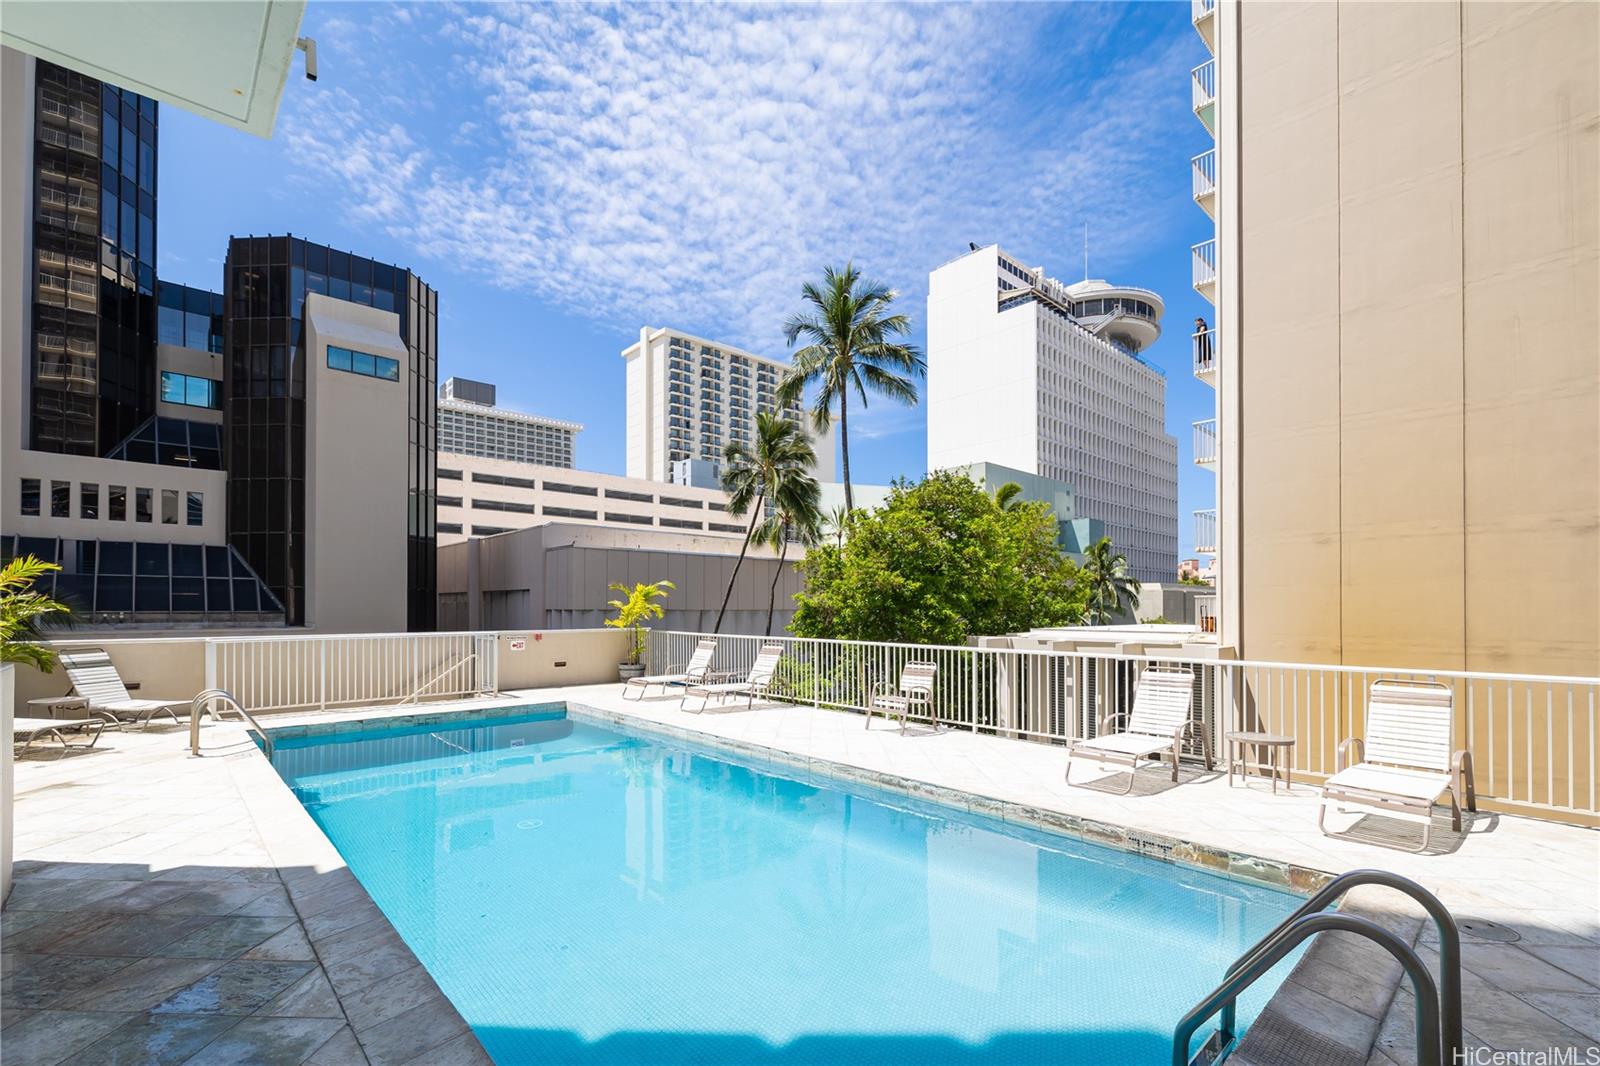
[605,579,674,681]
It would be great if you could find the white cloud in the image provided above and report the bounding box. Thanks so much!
[284,2,1192,365]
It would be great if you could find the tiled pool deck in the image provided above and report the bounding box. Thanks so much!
[5,683,1597,1065]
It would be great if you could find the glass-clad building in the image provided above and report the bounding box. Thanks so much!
[29,59,159,456]
[158,280,224,352]
[222,235,438,628]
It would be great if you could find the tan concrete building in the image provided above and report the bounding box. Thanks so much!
[1203,1,1599,674]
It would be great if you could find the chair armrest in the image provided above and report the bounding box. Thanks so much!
[870,681,896,699]
[1096,708,1129,734]
[1336,737,1364,772]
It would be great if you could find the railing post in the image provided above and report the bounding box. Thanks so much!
[319,640,328,710]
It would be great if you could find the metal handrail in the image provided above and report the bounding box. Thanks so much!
[1216,868,1462,1064]
[1173,912,1442,1066]
[189,688,273,759]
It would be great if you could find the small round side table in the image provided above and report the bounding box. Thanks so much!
[27,695,88,720]
[1225,731,1296,793]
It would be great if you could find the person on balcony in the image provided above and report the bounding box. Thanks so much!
[1194,316,1212,367]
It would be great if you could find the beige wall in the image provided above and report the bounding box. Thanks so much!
[1224,0,1599,674]
[11,637,208,706]
[494,629,634,688]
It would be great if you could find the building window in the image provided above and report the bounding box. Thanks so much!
[470,525,512,536]
[161,488,179,525]
[437,495,462,508]
[544,481,598,496]
[659,495,703,510]
[709,522,745,533]
[659,517,702,530]
[81,483,99,520]
[135,487,152,523]
[159,371,221,410]
[473,499,536,514]
[327,345,400,381]
[51,480,70,518]
[109,485,127,521]
[543,506,597,520]
[708,501,728,512]
[438,522,462,535]
[438,468,462,480]
[471,472,538,489]
[606,512,654,526]
[186,491,203,526]
[20,478,40,516]
[605,488,654,503]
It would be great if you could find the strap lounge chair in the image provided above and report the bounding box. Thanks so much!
[865,661,939,734]
[59,649,189,730]
[623,638,718,700]
[1319,679,1475,853]
[680,643,784,712]
[1065,666,1209,793]
[12,716,105,758]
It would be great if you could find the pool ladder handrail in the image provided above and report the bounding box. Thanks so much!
[189,688,273,759]
[1172,868,1462,1066]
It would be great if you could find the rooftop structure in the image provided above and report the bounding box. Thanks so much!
[437,377,582,469]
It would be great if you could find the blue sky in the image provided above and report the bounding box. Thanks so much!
[157,1,1217,555]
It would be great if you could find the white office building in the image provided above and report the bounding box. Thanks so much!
[438,377,581,468]
[621,326,833,487]
[926,245,1179,582]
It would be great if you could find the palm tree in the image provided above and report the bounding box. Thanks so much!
[1,555,71,673]
[758,478,823,636]
[993,481,1025,511]
[824,504,851,549]
[777,263,925,515]
[715,412,818,633]
[1079,537,1142,625]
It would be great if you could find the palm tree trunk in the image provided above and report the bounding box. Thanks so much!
[713,493,763,634]
[838,391,852,515]
[765,532,790,636]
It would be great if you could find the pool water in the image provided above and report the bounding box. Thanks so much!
[272,708,1301,1065]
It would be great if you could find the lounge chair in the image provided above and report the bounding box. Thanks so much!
[1319,679,1475,852]
[865,661,939,734]
[1065,666,1208,793]
[12,716,105,758]
[623,638,718,700]
[58,648,189,730]
[680,643,783,712]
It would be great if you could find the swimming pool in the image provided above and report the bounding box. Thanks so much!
[272,707,1302,1065]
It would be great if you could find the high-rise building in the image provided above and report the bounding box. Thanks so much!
[621,326,831,486]
[1201,0,1598,674]
[438,377,581,468]
[926,245,1179,582]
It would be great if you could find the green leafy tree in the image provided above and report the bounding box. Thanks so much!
[715,413,818,633]
[1079,537,1142,625]
[758,478,823,636]
[777,263,925,515]
[791,471,1088,644]
[993,481,1025,511]
[1,555,71,672]
[605,579,675,664]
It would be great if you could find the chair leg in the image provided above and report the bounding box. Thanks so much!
[1416,816,1433,854]
[1316,800,1332,838]
[1449,791,1462,833]
[1171,739,1180,782]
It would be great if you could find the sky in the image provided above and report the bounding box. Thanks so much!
[156,0,1219,556]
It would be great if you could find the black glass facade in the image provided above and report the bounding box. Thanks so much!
[222,236,437,629]
[157,281,225,352]
[29,61,158,456]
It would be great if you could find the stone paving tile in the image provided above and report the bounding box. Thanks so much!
[303,1025,368,1065]
[259,967,345,1020]
[148,959,316,1016]
[72,1011,243,1065]
[181,1016,347,1065]
[2,952,143,1009]
[64,955,230,1013]
[157,915,297,960]
[0,1009,133,1064]
[353,991,471,1066]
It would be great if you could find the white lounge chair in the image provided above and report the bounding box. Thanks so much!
[59,649,189,730]
[1319,679,1475,852]
[680,643,783,712]
[623,638,718,700]
[865,662,939,734]
[1065,666,1209,793]
[12,716,105,758]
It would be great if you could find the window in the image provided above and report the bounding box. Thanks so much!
[51,480,70,518]
[438,468,462,480]
[709,522,745,533]
[186,491,203,526]
[159,371,221,410]
[161,488,179,524]
[437,495,463,508]
[438,522,463,535]
[109,485,126,522]
[134,487,153,522]
[708,501,728,512]
[606,512,653,526]
[81,483,99,520]
[327,345,400,381]
[473,499,536,514]
[544,481,598,496]
[470,525,512,536]
[20,478,40,516]
[471,472,537,489]
[659,517,702,530]
[605,489,654,503]
[659,495,703,510]
[543,506,597,520]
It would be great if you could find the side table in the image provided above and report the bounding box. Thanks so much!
[1225,731,1296,793]
[26,695,88,720]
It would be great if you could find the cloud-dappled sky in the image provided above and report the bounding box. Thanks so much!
[156,1,1219,549]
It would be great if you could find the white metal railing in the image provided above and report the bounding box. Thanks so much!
[1193,419,1219,466]
[1194,508,1218,554]
[648,630,1600,823]
[1196,595,1219,635]
[1193,327,1217,377]
[1192,59,1217,115]
[1192,148,1216,201]
[205,631,500,714]
[1192,0,1217,23]
[1192,239,1218,291]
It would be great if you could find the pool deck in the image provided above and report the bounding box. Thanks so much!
[5,683,1597,1065]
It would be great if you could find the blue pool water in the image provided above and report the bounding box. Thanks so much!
[272,708,1301,1065]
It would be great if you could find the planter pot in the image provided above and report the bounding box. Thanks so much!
[618,663,647,682]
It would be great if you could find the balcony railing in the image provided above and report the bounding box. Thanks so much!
[1193,418,1218,467]
[1193,327,1217,379]
[1194,507,1217,554]
[1196,594,1219,635]
[1192,59,1217,132]
[1192,148,1216,207]
[1192,239,1217,296]
[649,630,1600,824]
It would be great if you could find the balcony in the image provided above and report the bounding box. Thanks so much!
[1191,59,1216,135]
[1192,0,1217,54]
[1192,148,1216,219]
[1192,239,1217,303]
[1193,418,1218,470]
[1196,593,1218,634]
[1193,327,1217,384]
[1193,508,1217,555]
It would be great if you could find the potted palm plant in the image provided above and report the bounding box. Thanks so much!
[605,579,674,681]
